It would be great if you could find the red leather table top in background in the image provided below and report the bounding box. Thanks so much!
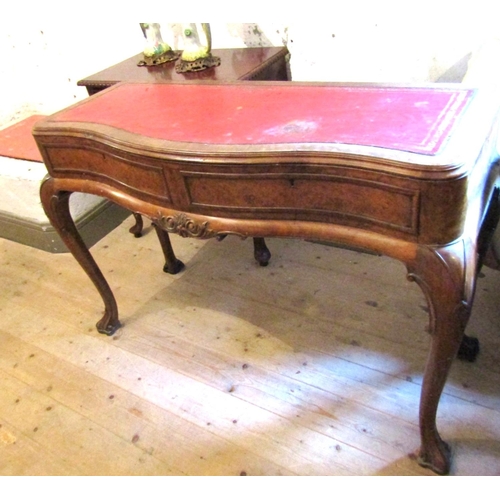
[0,115,45,162]
[54,83,474,155]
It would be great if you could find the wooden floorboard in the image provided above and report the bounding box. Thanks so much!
[1,215,500,475]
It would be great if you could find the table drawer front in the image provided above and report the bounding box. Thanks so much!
[45,146,171,203]
[182,171,419,234]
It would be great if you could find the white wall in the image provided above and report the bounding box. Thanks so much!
[1,10,499,129]
[285,9,492,83]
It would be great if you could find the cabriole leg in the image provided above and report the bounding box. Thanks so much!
[153,223,185,275]
[407,241,473,474]
[417,307,466,474]
[40,177,120,335]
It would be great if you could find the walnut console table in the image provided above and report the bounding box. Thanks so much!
[34,81,500,475]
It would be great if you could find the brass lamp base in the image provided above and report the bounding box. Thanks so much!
[138,50,181,67]
[175,55,221,73]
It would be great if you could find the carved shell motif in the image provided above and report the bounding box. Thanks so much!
[156,213,218,239]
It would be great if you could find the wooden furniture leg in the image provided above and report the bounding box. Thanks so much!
[130,214,187,274]
[253,237,271,266]
[217,234,272,266]
[40,177,120,335]
[406,240,473,475]
[129,213,144,237]
[153,222,185,275]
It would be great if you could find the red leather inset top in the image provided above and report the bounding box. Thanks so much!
[54,83,474,155]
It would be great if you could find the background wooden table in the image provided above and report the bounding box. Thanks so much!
[77,47,290,95]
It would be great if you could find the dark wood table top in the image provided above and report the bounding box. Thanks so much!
[77,46,289,94]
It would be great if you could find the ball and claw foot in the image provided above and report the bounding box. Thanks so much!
[417,436,451,475]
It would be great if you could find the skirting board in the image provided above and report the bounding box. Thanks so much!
[0,199,130,253]
[0,115,132,252]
